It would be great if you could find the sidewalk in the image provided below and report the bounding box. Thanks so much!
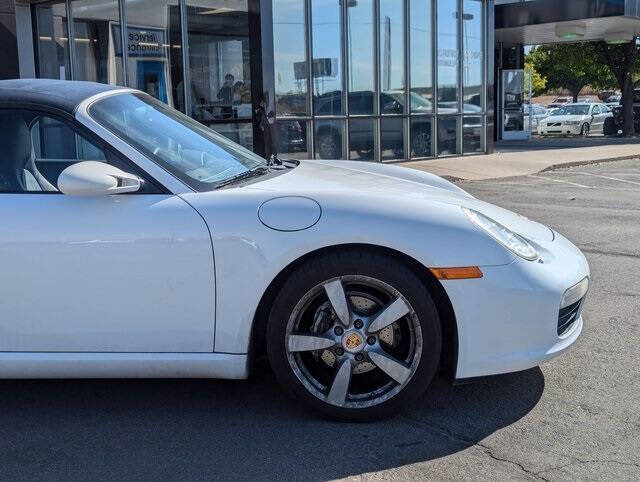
[400,136,640,180]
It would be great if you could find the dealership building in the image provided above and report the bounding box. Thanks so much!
[1,0,639,161]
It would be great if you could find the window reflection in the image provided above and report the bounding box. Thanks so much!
[463,116,482,153]
[315,119,344,159]
[35,2,71,80]
[381,117,404,160]
[349,119,375,160]
[437,117,458,155]
[312,0,343,115]
[72,0,124,85]
[124,0,184,109]
[347,0,374,115]
[410,0,432,112]
[278,120,310,159]
[410,117,432,158]
[186,0,252,125]
[437,0,458,112]
[463,0,483,112]
[274,0,308,116]
[380,0,405,114]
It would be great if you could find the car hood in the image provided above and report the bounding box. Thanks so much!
[544,115,587,122]
[246,160,554,243]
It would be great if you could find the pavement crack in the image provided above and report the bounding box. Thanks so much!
[476,442,550,481]
[581,248,639,260]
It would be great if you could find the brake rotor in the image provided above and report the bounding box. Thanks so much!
[311,294,399,374]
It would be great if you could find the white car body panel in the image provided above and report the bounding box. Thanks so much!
[0,87,590,383]
[0,194,216,352]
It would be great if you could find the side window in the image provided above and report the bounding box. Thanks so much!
[0,109,160,194]
[32,116,107,162]
[592,105,600,115]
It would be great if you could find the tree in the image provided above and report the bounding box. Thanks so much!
[524,60,547,96]
[527,44,613,101]
[596,39,639,136]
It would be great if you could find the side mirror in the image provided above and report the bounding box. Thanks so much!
[58,161,142,196]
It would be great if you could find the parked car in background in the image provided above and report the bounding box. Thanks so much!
[537,103,612,136]
[605,95,622,108]
[547,96,572,109]
[524,103,548,132]
[609,104,640,135]
[577,97,596,104]
[599,90,617,101]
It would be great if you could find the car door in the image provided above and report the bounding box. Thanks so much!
[591,105,603,132]
[0,109,216,353]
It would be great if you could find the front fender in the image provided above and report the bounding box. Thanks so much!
[182,189,513,354]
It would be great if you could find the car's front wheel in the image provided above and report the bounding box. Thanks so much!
[266,250,442,421]
[580,123,590,136]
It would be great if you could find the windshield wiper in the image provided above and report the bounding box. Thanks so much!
[214,165,270,189]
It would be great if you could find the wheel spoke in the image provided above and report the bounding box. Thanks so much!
[367,297,410,333]
[323,279,350,326]
[287,335,335,353]
[327,359,352,406]
[369,351,411,385]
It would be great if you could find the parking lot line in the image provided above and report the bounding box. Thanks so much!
[527,175,591,188]
[572,172,640,187]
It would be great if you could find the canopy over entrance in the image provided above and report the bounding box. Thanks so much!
[496,0,640,45]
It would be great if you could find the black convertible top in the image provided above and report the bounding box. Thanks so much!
[0,79,125,116]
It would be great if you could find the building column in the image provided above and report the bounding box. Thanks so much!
[249,0,277,159]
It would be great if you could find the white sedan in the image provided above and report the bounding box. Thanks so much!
[0,80,589,421]
[538,103,613,136]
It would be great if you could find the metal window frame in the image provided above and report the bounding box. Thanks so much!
[273,0,490,162]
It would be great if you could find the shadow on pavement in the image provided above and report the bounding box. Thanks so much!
[0,363,544,479]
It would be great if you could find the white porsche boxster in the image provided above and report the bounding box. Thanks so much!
[0,80,589,420]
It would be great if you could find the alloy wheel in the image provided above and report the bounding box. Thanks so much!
[285,275,423,408]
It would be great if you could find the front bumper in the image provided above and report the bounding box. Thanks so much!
[538,123,582,135]
[444,231,589,380]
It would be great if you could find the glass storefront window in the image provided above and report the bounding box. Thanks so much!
[463,116,483,153]
[349,119,375,161]
[380,117,404,160]
[347,0,375,115]
[314,119,344,159]
[124,0,184,109]
[212,122,253,151]
[410,0,432,113]
[410,117,432,158]
[35,2,71,80]
[274,0,309,116]
[186,0,252,135]
[312,0,343,115]
[437,0,458,113]
[437,116,458,156]
[462,0,483,112]
[379,0,405,114]
[72,0,124,85]
[278,120,310,159]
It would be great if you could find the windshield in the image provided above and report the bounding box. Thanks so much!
[553,105,590,116]
[89,93,265,191]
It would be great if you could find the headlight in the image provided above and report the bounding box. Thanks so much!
[564,120,581,125]
[561,277,589,309]
[463,208,539,261]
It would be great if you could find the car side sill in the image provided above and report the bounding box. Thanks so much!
[0,352,248,380]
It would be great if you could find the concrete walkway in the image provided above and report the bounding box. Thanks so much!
[400,136,640,180]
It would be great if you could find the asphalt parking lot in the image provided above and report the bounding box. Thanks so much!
[1,159,639,481]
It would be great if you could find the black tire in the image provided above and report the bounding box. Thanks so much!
[266,249,442,421]
[580,123,590,136]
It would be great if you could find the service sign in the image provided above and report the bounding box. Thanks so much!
[112,25,167,58]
